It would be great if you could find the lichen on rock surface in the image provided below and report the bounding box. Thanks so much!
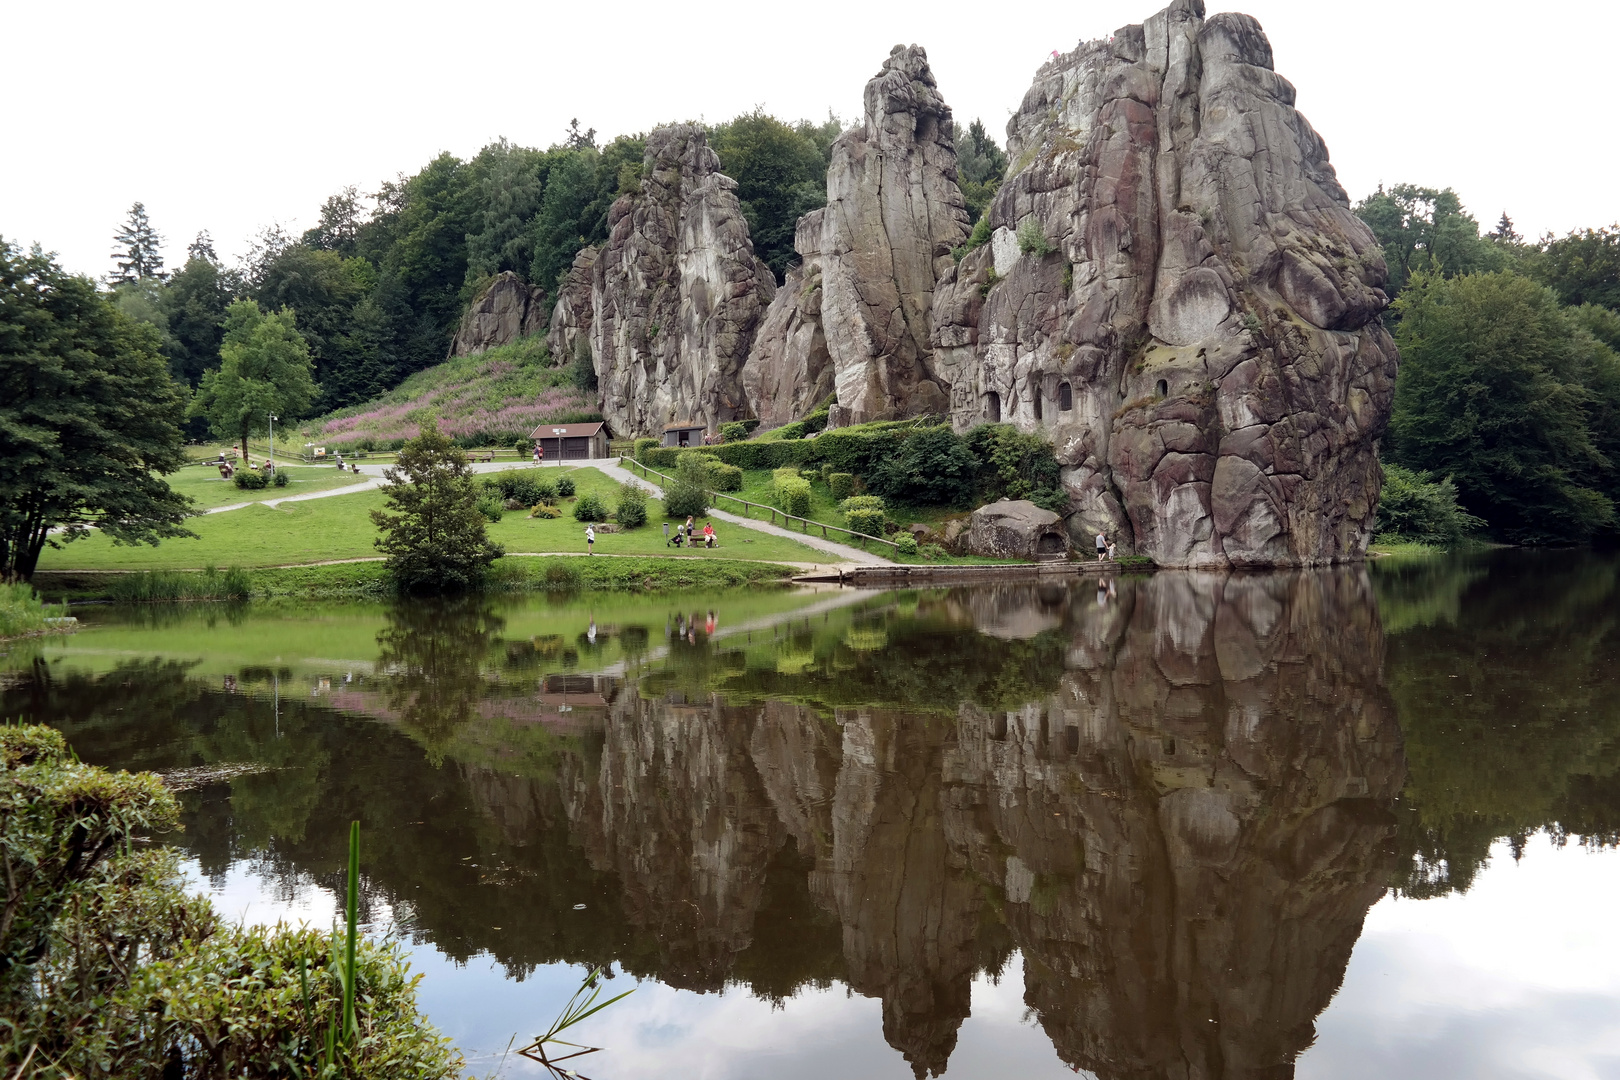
[590,123,776,437]
[931,0,1397,568]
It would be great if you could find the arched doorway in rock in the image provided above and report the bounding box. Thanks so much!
[1036,532,1066,554]
[1058,382,1072,411]
[1032,385,1043,421]
[985,391,1001,423]
[1156,378,1169,398]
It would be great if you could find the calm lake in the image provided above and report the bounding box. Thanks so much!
[5,551,1619,1079]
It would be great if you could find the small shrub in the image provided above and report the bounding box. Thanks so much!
[529,504,563,519]
[845,507,887,538]
[895,534,919,555]
[720,421,749,443]
[572,491,608,522]
[1017,217,1055,257]
[919,543,947,560]
[556,475,575,497]
[776,477,812,517]
[839,494,885,513]
[663,454,712,518]
[634,437,660,462]
[513,438,530,453]
[272,470,289,487]
[777,421,807,440]
[476,495,505,523]
[828,473,855,500]
[233,469,268,490]
[615,482,648,528]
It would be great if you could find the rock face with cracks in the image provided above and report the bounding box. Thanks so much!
[742,45,971,428]
[449,271,549,356]
[590,124,776,436]
[930,0,1397,567]
[966,499,1071,559]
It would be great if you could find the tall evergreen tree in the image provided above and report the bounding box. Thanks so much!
[108,201,165,284]
[187,230,219,264]
[370,418,503,592]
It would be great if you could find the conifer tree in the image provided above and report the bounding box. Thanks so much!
[109,201,165,283]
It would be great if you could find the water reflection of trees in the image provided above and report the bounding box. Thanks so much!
[7,553,1620,1077]
[1373,549,1620,895]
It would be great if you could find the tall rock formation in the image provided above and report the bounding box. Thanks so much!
[741,45,971,427]
[546,246,598,367]
[449,271,549,356]
[590,124,776,436]
[930,0,1397,567]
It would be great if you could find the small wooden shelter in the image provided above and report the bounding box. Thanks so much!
[661,421,708,447]
[530,421,610,461]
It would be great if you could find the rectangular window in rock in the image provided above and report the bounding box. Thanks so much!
[1059,382,1073,411]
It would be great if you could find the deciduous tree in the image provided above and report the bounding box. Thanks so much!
[190,300,318,462]
[0,240,193,581]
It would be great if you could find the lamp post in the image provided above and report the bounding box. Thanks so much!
[268,414,277,468]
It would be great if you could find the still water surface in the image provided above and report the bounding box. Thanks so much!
[4,551,1619,1078]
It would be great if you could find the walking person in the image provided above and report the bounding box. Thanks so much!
[533,442,541,467]
[685,515,695,544]
[1095,529,1108,562]
[585,524,595,556]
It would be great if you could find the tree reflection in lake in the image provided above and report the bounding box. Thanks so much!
[4,553,1619,1077]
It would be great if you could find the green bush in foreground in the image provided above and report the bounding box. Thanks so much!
[706,460,745,492]
[0,583,65,638]
[845,508,888,538]
[772,468,811,517]
[720,421,749,443]
[896,534,919,555]
[572,490,608,522]
[0,725,463,1078]
[614,482,648,527]
[828,473,855,500]
[233,468,269,490]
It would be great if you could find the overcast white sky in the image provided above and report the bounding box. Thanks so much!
[5,0,1615,279]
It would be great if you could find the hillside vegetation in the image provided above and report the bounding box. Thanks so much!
[308,337,597,451]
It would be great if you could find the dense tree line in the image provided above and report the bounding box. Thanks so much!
[103,112,1013,420]
[1356,187,1620,544]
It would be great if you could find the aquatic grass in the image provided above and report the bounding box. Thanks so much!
[0,582,67,638]
[106,564,253,602]
[518,966,634,1076]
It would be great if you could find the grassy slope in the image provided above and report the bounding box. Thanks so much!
[306,337,596,450]
[36,468,834,572]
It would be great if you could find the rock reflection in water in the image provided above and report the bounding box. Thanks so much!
[506,570,1403,1078]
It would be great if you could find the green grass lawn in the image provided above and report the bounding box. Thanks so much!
[166,464,369,510]
[37,468,837,572]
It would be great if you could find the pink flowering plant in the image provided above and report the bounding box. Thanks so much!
[310,339,599,451]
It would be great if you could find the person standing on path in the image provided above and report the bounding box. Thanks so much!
[585,524,595,555]
[533,443,542,466]
[685,516,695,544]
[1095,530,1108,561]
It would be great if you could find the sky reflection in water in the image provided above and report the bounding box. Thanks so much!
[4,549,1618,1078]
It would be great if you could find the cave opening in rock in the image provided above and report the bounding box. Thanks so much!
[1156,378,1168,398]
[1058,382,1072,411]
[985,391,1000,422]
[1037,533,1066,554]
[1032,387,1043,420]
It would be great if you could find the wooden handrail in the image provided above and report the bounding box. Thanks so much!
[618,456,900,551]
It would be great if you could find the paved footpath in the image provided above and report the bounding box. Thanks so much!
[202,458,892,567]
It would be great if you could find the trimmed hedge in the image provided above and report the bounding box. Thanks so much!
[828,472,855,500]
[633,437,660,462]
[719,421,749,443]
[706,460,744,491]
[845,507,887,538]
[839,494,885,513]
